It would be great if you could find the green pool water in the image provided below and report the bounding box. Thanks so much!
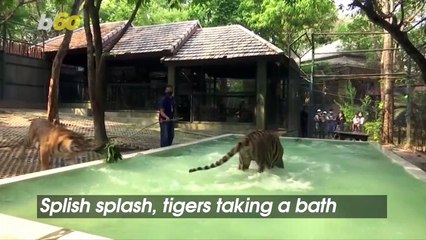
[0,136,425,240]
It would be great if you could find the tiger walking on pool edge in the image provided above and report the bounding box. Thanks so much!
[14,118,94,170]
[189,130,284,173]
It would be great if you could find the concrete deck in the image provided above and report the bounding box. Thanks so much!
[0,213,110,240]
[0,108,215,179]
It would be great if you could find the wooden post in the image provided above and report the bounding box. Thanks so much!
[308,33,315,138]
[167,65,175,87]
[167,65,178,120]
[287,61,299,136]
[256,60,267,129]
[0,23,6,100]
[405,59,413,147]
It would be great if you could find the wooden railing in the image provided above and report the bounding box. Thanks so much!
[0,38,44,59]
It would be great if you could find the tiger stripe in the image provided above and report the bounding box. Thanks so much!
[14,118,93,170]
[189,130,284,173]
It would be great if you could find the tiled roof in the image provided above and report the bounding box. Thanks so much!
[43,21,127,52]
[110,20,200,56]
[162,25,284,62]
[43,21,285,62]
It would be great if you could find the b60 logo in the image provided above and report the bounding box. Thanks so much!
[38,12,81,31]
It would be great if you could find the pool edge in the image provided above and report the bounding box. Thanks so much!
[369,142,426,182]
[0,133,236,187]
[0,133,425,239]
[278,136,425,182]
[0,213,111,240]
[0,134,235,240]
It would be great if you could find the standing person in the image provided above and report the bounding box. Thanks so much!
[359,112,365,132]
[300,106,308,138]
[320,111,327,139]
[326,109,336,139]
[314,109,321,138]
[336,111,346,131]
[159,85,176,147]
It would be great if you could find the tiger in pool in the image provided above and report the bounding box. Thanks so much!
[189,130,284,173]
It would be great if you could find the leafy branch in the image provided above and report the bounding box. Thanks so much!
[350,0,426,83]
[105,143,123,163]
[0,0,37,25]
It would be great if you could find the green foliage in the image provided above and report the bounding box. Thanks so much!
[1,1,39,42]
[360,95,372,119]
[105,143,123,163]
[0,0,85,42]
[337,15,383,50]
[3,0,338,52]
[100,0,190,25]
[406,27,426,76]
[335,81,357,121]
[364,121,382,142]
[99,0,337,53]
[142,0,190,24]
[337,14,383,67]
[185,0,338,52]
[367,99,383,142]
[334,80,384,141]
[188,0,241,27]
[340,1,425,77]
[239,0,338,51]
[100,0,141,23]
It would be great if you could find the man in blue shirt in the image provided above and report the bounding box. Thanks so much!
[159,85,176,147]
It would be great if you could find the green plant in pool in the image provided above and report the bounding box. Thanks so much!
[105,143,123,163]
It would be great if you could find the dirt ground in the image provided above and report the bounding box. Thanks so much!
[0,108,210,179]
[390,147,426,171]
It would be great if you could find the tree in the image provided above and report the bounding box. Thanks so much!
[100,0,189,25]
[0,0,38,42]
[188,0,241,27]
[0,0,37,25]
[83,0,144,147]
[337,14,384,66]
[100,0,339,55]
[46,0,82,124]
[350,0,426,84]
[380,0,394,144]
[186,0,338,54]
[1,0,89,43]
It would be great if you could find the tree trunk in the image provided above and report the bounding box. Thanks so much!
[405,61,413,149]
[380,0,394,144]
[83,0,143,147]
[46,0,82,123]
[83,0,106,147]
[90,0,108,146]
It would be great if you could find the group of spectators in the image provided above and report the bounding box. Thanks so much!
[308,109,365,139]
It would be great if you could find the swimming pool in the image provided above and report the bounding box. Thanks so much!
[0,134,425,239]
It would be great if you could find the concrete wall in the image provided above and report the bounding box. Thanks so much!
[1,53,50,105]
